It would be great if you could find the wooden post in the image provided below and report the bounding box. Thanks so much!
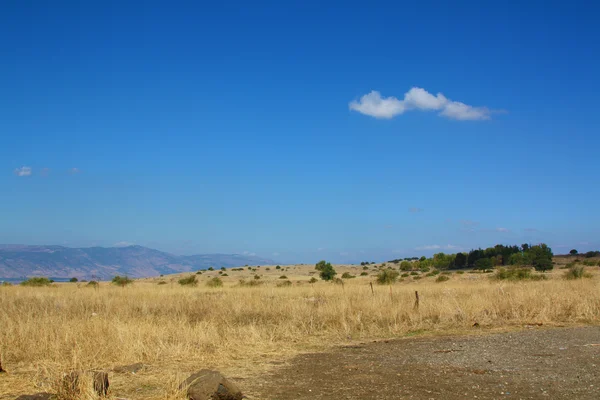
[0,353,5,373]
[414,290,420,310]
[369,282,374,296]
[389,284,393,302]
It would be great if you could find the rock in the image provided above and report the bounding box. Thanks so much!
[179,369,243,400]
[61,370,109,397]
[14,394,54,400]
[112,363,146,374]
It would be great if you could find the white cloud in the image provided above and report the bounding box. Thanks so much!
[272,252,280,257]
[416,244,461,251]
[409,207,424,213]
[114,241,134,247]
[440,101,490,121]
[69,168,80,174]
[14,166,32,176]
[496,227,510,232]
[348,91,405,119]
[349,87,493,121]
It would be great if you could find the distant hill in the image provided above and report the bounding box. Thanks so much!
[0,244,275,279]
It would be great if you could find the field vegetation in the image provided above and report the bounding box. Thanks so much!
[1,244,599,399]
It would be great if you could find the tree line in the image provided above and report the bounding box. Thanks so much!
[389,243,555,272]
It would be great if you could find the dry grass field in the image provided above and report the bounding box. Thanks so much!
[1,260,599,399]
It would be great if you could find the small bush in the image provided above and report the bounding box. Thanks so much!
[254,274,261,280]
[332,278,344,285]
[363,266,369,270]
[20,277,53,287]
[376,269,399,285]
[69,277,78,283]
[410,271,419,276]
[208,267,214,271]
[206,277,223,288]
[238,279,262,287]
[2,281,13,286]
[401,273,409,278]
[420,267,431,273]
[413,276,422,280]
[341,272,355,279]
[436,275,450,282]
[456,270,465,275]
[564,266,592,280]
[309,277,318,283]
[265,267,270,271]
[582,260,597,267]
[86,280,99,287]
[222,273,228,276]
[221,267,226,271]
[178,275,198,286]
[157,280,167,285]
[279,275,288,279]
[276,280,292,287]
[494,268,547,281]
[112,276,133,287]
[360,272,368,276]
[196,271,203,275]
[218,271,223,275]
[275,265,281,269]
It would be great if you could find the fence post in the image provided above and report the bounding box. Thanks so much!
[414,290,420,310]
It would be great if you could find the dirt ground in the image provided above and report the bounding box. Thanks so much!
[240,326,600,400]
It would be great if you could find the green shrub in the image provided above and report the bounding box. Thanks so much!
[265,267,270,271]
[341,272,355,279]
[582,260,597,267]
[401,273,409,278]
[208,267,214,271]
[493,268,547,281]
[238,279,262,287]
[86,280,99,287]
[69,277,78,283]
[275,265,281,269]
[413,276,422,280]
[360,272,368,276]
[20,277,53,287]
[420,266,431,273]
[178,275,198,286]
[316,261,337,281]
[362,266,369,270]
[196,271,203,274]
[410,271,419,276]
[254,274,261,280]
[276,280,292,287]
[376,269,399,285]
[564,266,592,280]
[309,277,318,283]
[157,280,167,285]
[112,276,133,287]
[279,275,288,279]
[206,277,223,288]
[1,281,13,287]
[456,270,465,275]
[218,271,223,275]
[436,275,450,282]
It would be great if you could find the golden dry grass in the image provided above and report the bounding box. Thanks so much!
[1,266,599,399]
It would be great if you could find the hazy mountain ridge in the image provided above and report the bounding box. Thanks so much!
[0,245,275,279]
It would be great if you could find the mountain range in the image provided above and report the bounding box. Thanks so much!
[0,244,275,279]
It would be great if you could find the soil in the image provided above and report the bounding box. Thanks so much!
[241,326,600,399]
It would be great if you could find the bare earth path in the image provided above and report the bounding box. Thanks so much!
[241,327,600,400]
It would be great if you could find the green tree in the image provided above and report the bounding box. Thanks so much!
[454,252,467,268]
[474,257,493,270]
[317,261,337,281]
[69,277,78,283]
[529,244,553,271]
[569,249,578,255]
[315,260,328,271]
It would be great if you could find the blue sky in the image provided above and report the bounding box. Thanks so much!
[1,1,599,263]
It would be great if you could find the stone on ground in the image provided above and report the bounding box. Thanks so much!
[179,369,243,400]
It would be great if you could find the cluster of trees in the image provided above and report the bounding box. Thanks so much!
[315,260,337,280]
[390,243,555,272]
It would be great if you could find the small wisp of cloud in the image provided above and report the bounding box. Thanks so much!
[69,168,81,175]
[349,87,499,121]
[409,207,424,213]
[40,168,50,177]
[114,241,134,247]
[415,244,462,251]
[14,166,32,177]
